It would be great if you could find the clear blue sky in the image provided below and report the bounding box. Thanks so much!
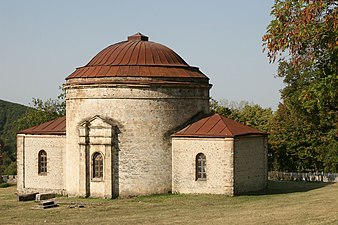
[0,0,283,109]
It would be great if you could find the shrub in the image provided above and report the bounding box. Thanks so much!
[0,183,10,188]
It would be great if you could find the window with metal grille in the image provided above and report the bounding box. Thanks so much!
[196,153,206,180]
[93,152,103,179]
[38,150,47,174]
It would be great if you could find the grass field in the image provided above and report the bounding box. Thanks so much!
[0,181,337,225]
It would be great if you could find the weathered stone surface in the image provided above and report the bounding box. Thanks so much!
[172,135,268,195]
[35,193,56,202]
[68,203,85,208]
[15,36,270,198]
[65,82,210,198]
[172,138,234,195]
[16,78,267,198]
[234,136,268,194]
[38,200,58,209]
[17,192,39,201]
[17,134,66,195]
[12,35,271,199]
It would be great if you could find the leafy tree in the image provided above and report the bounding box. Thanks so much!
[0,86,65,175]
[229,104,273,133]
[209,98,232,116]
[0,100,30,146]
[263,0,338,172]
[268,103,334,172]
[16,86,65,131]
[263,0,337,122]
[0,101,30,177]
[3,161,16,175]
[210,99,273,132]
[210,98,273,133]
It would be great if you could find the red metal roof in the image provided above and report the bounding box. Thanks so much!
[17,116,66,135]
[173,114,267,138]
[66,33,208,80]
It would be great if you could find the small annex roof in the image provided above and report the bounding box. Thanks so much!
[17,116,66,135]
[172,114,267,138]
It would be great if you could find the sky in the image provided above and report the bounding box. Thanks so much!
[0,0,284,110]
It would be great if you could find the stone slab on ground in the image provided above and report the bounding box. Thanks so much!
[17,192,39,201]
[33,200,58,209]
[35,193,56,202]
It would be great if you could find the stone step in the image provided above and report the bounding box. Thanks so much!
[40,200,55,206]
[38,200,58,209]
[17,193,39,201]
[35,193,56,202]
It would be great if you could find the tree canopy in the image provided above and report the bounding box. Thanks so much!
[210,99,273,133]
[263,0,337,121]
[15,86,65,131]
[0,86,65,176]
[263,0,338,172]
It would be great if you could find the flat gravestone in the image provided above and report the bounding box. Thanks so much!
[39,200,58,209]
[17,193,39,201]
[35,193,56,202]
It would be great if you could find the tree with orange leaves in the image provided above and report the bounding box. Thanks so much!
[263,0,338,172]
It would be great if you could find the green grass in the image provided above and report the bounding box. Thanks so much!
[0,183,10,188]
[0,181,337,225]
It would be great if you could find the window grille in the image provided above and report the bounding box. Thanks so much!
[196,153,206,180]
[93,152,103,178]
[38,150,47,174]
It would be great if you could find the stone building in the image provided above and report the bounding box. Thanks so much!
[172,114,268,195]
[17,33,268,198]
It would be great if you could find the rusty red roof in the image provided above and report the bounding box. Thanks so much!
[17,116,66,135]
[173,114,267,138]
[66,33,208,80]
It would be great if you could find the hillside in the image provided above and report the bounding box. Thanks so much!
[0,99,31,175]
[0,99,31,145]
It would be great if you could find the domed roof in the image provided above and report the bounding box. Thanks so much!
[66,33,208,80]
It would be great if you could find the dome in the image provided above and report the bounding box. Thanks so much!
[66,33,208,80]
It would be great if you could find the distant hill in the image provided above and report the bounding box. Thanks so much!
[0,99,31,146]
[0,99,31,175]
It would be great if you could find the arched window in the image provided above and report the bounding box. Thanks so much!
[93,152,103,179]
[38,150,47,174]
[196,153,206,180]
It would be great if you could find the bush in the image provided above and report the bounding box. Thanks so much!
[3,161,16,175]
[0,183,10,188]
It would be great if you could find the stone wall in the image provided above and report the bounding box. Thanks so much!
[65,81,210,197]
[172,137,234,195]
[17,134,66,194]
[268,171,338,182]
[78,116,117,198]
[234,135,268,194]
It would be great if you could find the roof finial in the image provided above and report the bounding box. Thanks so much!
[128,32,149,41]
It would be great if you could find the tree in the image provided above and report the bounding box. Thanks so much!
[0,140,3,183]
[16,86,65,131]
[209,99,273,133]
[263,0,337,121]
[263,0,338,172]
[229,104,273,133]
[0,86,66,176]
[209,98,232,117]
[268,103,332,172]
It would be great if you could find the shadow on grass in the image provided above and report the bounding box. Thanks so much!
[243,180,334,196]
[0,183,12,188]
